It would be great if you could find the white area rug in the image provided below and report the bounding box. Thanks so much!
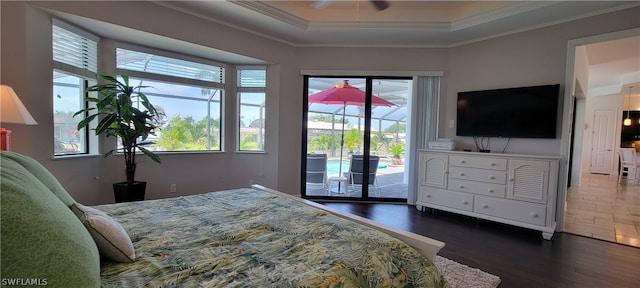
[434,256,501,288]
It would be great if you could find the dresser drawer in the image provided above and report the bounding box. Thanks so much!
[420,187,473,212]
[449,179,506,198]
[449,166,507,184]
[449,155,507,170]
[474,196,546,226]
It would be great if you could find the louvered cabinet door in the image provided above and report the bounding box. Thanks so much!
[507,159,550,204]
[419,153,448,189]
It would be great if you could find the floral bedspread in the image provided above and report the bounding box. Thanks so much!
[97,188,449,287]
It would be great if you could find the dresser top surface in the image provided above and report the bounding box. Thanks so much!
[419,149,562,160]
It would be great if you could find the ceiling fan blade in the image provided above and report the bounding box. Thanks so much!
[312,0,331,9]
[370,0,389,11]
[313,0,389,11]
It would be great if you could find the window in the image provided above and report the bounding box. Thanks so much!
[238,67,266,151]
[52,20,98,156]
[116,46,225,152]
[53,71,89,155]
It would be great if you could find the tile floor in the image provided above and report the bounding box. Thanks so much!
[563,173,640,248]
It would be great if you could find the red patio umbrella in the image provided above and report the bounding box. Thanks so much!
[308,80,394,191]
[309,80,395,107]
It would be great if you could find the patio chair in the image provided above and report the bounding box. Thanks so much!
[306,154,328,189]
[617,148,640,185]
[348,155,381,196]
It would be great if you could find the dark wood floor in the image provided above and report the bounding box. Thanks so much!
[318,202,640,288]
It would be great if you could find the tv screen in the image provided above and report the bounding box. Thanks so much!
[456,84,560,139]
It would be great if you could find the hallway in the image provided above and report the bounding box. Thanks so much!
[563,173,640,248]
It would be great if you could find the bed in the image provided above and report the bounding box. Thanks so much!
[1,151,448,287]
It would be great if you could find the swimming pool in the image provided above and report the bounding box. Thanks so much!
[327,160,350,176]
[326,159,387,176]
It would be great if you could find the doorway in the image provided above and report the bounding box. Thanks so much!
[562,28,640,245]
[567,32,640,187]
[302,76,412,202]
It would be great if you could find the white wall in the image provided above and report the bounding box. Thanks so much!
[1,1,301,204]
[445,27,565,155]
[2,1,639,205]
[445,7,640,156]
[570,45,590,186]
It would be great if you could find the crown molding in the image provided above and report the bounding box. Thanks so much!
[232,1,309,30]
[451,1,555,31]
[307,21,450,31]
[152,0,640,48]
[231,1,556,33]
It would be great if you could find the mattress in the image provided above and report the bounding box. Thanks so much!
[97,188,449,287]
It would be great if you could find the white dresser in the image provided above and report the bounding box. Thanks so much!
[416,149,560,240]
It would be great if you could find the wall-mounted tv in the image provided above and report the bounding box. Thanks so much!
[456,84,560,139]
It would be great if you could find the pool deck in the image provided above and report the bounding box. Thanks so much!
[306,160,408,199]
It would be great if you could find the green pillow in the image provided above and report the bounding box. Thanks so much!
[1,151,76,207]
[1,152,101,287]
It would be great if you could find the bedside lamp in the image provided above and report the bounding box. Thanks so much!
[0,85,37,151]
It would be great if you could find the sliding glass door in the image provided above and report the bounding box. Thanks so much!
[303,76,412,202]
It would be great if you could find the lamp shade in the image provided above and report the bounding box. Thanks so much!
[0,85,37,125]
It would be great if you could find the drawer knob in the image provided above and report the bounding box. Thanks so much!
[491,163,496,166]
[488,189,494,193]
[482,204,488,209]
[459,185,464,188]
[530,212,539,218]
[460,160,466,163]
[462,200,468,205]
[489,176,495,179]
[460,173,465,176]
[426,194,431,198]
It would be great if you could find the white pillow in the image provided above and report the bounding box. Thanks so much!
[71,203,136,262]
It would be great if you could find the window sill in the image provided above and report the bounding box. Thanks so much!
[235,151,266,154]
[52,153,101,161]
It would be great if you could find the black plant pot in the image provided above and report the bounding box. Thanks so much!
[113,181,146,203]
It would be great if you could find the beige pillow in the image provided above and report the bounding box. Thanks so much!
[71,203,136,262]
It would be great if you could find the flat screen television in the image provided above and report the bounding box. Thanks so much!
[456,84,560,139]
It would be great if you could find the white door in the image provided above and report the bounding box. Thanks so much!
[590,109,616,174]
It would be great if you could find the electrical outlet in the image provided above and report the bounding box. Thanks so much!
[448,120,455,128]
[170,184,177,193]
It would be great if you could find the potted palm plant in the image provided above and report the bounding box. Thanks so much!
[389,142,405,165]
[74,75,161,202]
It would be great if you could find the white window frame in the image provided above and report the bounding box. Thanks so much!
[237,66,267,152]
[115,43,227,152]
[52,19,99,157]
